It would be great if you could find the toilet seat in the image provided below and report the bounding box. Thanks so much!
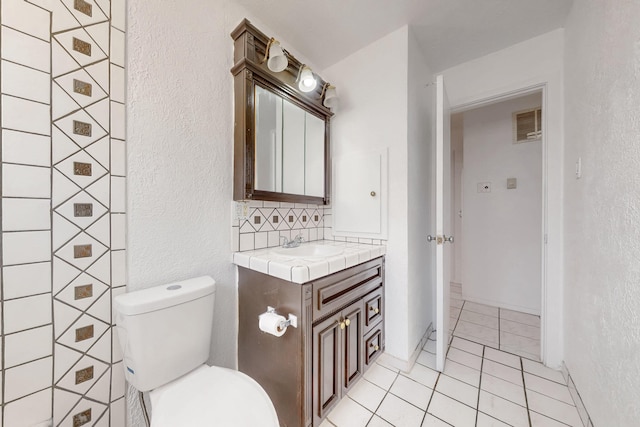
[149,365,279,427]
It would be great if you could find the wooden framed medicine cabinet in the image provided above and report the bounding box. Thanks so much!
[230,19,333,205]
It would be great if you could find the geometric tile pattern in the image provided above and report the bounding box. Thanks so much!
[233,201,387,252]
[231,201,386,252]
[233,201,327,251]
[1,0,125,425]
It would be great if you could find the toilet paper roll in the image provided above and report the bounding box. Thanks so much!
[259,312,288,337]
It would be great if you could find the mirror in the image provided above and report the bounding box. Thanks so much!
[231,19,332,204]
[254,85,325,197]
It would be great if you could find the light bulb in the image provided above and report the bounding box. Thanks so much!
[298,66,317,92]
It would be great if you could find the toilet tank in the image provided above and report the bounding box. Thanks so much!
[114,276,215,392]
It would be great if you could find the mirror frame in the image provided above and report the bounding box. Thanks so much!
[230,19,333,204]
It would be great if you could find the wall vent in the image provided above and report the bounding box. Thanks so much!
[513,107,542,143]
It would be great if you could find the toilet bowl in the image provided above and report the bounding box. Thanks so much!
[149,365,278,426]
[114,277,279,426]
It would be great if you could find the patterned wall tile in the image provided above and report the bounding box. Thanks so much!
[56,192,108,229]
[54,29,107,67]
[234,203,326,252]
[1,0,125,424]
[55,69,108,107]
[55,112,108,148]
[65,0,108,27]
[61,397,107,427]
[56,233,108,270]
[57,355,108,394]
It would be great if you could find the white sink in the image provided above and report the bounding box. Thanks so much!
[271,244,344,259]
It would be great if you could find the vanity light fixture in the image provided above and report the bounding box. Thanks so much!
[297,64,317,93]
[321,83,339,110]
[263,38,288,72]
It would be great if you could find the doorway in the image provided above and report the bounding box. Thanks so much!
[449,91,544,361]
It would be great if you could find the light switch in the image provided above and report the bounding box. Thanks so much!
[507,178,517,189]
[576,157,582,179]
[477,182,491,193]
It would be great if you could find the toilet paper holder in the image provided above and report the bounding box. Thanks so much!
[266,306,298,330]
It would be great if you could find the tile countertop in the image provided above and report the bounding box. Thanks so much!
[233,240,386,284]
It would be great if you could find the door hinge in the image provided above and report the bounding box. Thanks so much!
[544,234,548,244]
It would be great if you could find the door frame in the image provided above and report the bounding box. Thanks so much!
[448,83,550,364]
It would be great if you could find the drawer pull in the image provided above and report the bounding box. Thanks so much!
[369,307,380,314]
[369,343,380,351]
[344,318,351,327]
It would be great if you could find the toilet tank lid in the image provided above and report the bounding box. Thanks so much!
[114,276,215,316]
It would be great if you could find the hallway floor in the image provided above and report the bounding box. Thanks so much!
[450,283,541,361]
[321,289,581,427]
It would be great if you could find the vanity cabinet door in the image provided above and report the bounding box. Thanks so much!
[312,311,342,425]
[342,301,364,393]
[313,300,364,425]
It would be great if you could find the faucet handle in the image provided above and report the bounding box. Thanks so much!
[280,236,289,246]
[294,234,304,242]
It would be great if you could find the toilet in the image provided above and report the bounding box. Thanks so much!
[114,276,279,426]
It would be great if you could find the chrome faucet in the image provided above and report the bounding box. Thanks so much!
[280,234,304,248]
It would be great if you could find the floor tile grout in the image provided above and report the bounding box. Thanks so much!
[326,288,578,427]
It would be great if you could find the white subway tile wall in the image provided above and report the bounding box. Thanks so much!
[1,0,126,425]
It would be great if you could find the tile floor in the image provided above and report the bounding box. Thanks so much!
[321,285,582,427]
[321,334,582,427]
[449,283,541,361]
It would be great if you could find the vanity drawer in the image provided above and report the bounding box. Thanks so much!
[363,287,383,334]
[312,258,383,322]
[364,328,384,367]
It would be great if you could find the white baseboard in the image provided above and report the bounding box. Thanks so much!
[378,323,433,373]
[463,295,541,316]
[562,362,594,427]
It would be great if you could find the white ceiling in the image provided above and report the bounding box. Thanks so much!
[236,0,573,71]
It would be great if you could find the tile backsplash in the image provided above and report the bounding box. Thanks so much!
[232,201,386,252]
[232,201,326,251]
[1,0,126,425]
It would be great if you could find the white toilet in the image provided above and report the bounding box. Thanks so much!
[114,276,279,427]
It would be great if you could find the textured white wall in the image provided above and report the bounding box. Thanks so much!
[563,1,640,425]
[462,94,542,314]
[128,0,238,369]
[442,29,564,367]
[324,27,414,362]
[125,1,310,425]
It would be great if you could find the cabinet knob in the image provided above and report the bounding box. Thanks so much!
[337,320,345,330]
[369,343,380,351]
[344,318,351,327]
[369,307,380,314]
[370,191,376,197]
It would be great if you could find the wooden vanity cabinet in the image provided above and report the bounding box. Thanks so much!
[238,257,385,427]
